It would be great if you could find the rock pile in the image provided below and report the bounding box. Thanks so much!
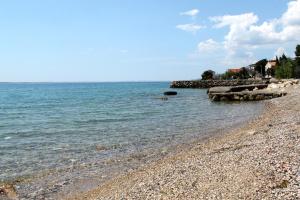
[207,80,299,101]
[209,91,287,101]
[170,79,269,89]
[267,79,299,90]
[0,183,17,200]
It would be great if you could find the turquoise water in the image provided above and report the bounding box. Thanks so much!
[0,82,263,198]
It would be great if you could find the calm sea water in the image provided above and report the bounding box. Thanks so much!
[0,82,263,197]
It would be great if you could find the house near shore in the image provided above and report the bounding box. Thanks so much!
[265,60,277,70]
[227,66,257,79]
[227,59,278,79]
[228,68,242,73]
[226,68,245,79]
[265,59,278,78]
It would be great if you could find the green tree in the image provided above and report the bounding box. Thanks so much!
[280,53,288,62]
[237,67,250,79]
[295,44,300,57]
[221,71,237,80]
[201,70,215,80]
[275,59,294,79]
[266,68,275,77]
[276,56,280,65]
[294,44,300,78]
[254,59,268,77]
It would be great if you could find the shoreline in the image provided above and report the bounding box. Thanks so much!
[0,85,263,200]
[2,114,261,200]
[67,84,300,199]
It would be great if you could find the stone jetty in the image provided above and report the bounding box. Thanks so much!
[208,89,287,101]
[170,79,269,89]
[207,80,299,101]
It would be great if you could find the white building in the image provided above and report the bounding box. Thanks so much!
[265,60,277,77]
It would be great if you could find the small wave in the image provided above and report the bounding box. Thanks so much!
[4,136,11,140]
[75,118,139,124]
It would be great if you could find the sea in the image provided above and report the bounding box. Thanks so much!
[0,82,264,199]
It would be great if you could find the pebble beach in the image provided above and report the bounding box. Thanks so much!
[69,83,300,200]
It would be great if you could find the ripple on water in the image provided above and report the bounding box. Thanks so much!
[0,82,263,197]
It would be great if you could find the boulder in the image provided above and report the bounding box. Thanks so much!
[211,95,220,101]
[220,96,229,101]
[208,87,231,94]
[248,94,254,101]
[269,78,280,83]
[267,83,279,89]
[233,94,240,100]
[164,91,177,96]
[0,184,17,200]
[255,95,264,100]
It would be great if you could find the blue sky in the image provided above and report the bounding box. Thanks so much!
[0,0,299,82]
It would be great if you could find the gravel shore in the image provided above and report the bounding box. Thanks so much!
[67,84,300,200]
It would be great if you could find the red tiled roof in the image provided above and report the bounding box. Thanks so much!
[228,68,241,73]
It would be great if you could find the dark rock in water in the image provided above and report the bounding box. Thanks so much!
[211,95,219,101]
[164,91,177,96]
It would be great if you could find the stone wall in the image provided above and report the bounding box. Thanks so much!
[170,80,269,89]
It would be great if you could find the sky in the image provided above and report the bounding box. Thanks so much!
[0,0,300,82]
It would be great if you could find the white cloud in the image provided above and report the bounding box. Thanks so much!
[198,39,222,53]
[274,47,287,58]
[211,0,300,48]
[176,23,205,34]
[195,0,300,67]
[180,9,199,17]
[177,8,204,34]
[222,51,256,67]
[210,13,259,29]
[282,0,300,25]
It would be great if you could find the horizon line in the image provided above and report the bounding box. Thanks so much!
[0,80,175,84]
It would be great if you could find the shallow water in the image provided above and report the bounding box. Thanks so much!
[0,82,263,198]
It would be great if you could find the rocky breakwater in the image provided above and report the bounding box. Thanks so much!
[207,79,299,101]
[170,79,268,89]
